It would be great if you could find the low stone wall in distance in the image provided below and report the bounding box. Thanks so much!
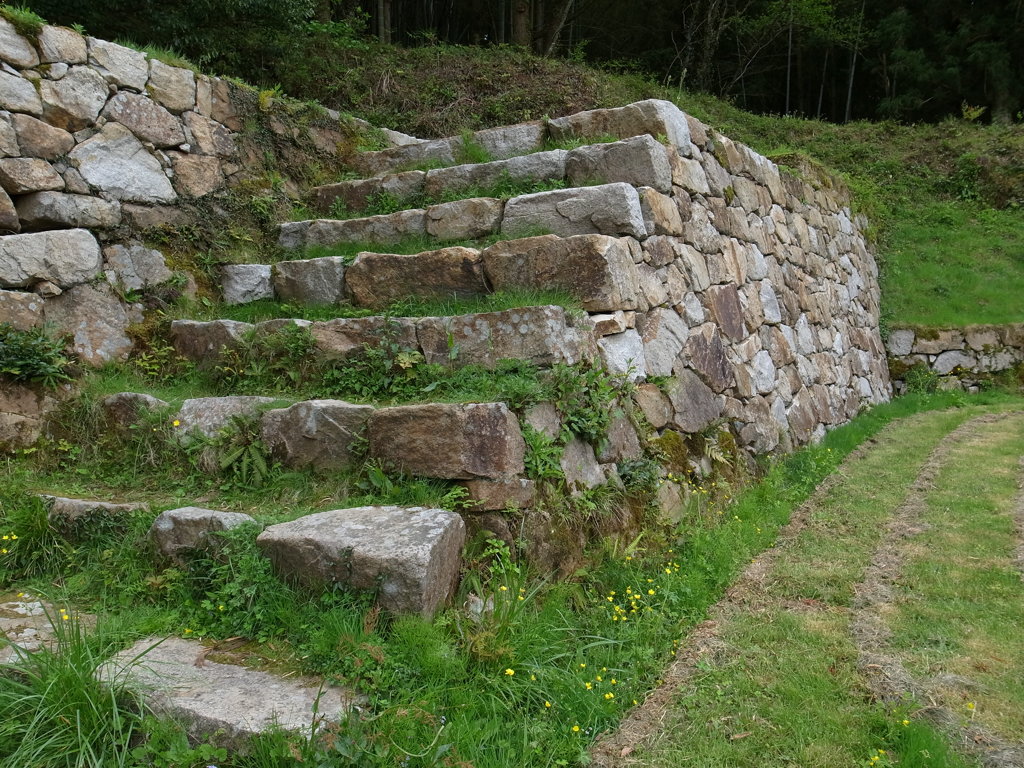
[886,325,1024,393]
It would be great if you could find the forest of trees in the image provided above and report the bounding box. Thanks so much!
[30,0,1024,124]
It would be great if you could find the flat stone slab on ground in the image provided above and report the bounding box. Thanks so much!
[257,506,465,617]
[103,637,359,747]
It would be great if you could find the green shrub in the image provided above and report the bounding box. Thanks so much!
[0,323,73,387]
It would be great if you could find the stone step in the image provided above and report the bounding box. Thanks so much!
[224,233,639,311]
[313,147,570,215]
[102,637,360,748]
[348,119,546,178]
[170,304,597,371]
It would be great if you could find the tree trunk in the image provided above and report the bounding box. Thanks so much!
[512,0,531,46]
[537,0,573,55]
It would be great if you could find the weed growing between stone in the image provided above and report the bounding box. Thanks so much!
[0,323,73,387]
[3,391,1020,766]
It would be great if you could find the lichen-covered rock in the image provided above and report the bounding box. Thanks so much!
[0,71,42,116]
[482,234,640,311]
[256,506,465,617]
[279,209,426,250]
[44,495,148,526]
[666,369,723,433]
[597,329,646,382]
[0,288,42,329]
[547,99,692,154]
[260,400,374,471]
[367,402,525,480]
[501,183,647,239]
[149,506,257,561]
[311,316,418,360]
[0,228,101,289]
[69,123,177,204]
[168,153,223,197]
[38,25,87,64]
[175,396,278,439]
[16,192,121,230]
[102,243,172,290]
[345,247,487,308]
[170,319,252,367]
[417,306,597,369]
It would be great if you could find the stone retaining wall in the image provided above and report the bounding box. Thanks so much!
[887,325,1024,392]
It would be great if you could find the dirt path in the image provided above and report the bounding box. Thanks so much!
[1013,457,1024,583]
[588,421,902,767]
[850,412,1024,768]
[590,410,1023,768]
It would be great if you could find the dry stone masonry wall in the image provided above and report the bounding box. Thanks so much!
[887,324,1024,392]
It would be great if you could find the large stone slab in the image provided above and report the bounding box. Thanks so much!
[168,152,223,197]
[101,91,185,148]
[260,399,374,471]
[565,135,672,193]
[314,170,425,214]
[88,37,149,90]
[345,246,486,308]
[367,402,525,479]
[43,282,133,365]
[182,111,235,157]
[16,192,121,231]
[43,495,148,527]
[272,256,346,305]
[471,120,546,158]
[640,307,690,377]
[150,506,256,561]
[10,114,75,160]
[103,637,357,747]
[0,18,39,68]
[501,182,647,239]
[684,324,735,392]
[278,209,426,250]
[0,70,42,116]
[170,319,252,367]
[221,263,273,305]
[482,233,640,311]
[416,305,597,368]
[37,25,88,64]
[102,243,172,291]
[0,228,101,289]
[69,123,177,204]
[311,316,418,360]
[547,99,692,154]
[666,369,723,433]
[39,66,108,131]
[425,197,503,240]
[175,396,277,438]
[257,506,465,617]
[147,59,196,113]
[0,158,64,195]
[422,150,568,198]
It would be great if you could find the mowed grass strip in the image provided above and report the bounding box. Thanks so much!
[888,412,1024,743]
[631,406,1005,768]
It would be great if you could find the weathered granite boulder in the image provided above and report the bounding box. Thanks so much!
[0,157,64,195]
[639,187,684,236]
[16,192,121,231]
[149,506,257,562]
[560,437,607,491]
[666,369,723,433]
[423,150,567,198]
[38,25,88,64]
[102,637,357,748]
[10,114,75,160]
[367,403,525,479]
[933,350,975,375]
[272,256,346,305]
[43,282,133,364]
[221,264,273,305]
[101,391,169,430]
[482,234,640,311]
[69,123,177,204]
[639,307,689,377]
[170,319,252,367]
[88,37,148,91]
[0,225,95,289]
[0,70,42,116]
[417,306,597,369]
[0,382,60,451]
[39,66,108,131]
[633,382,672,429]
[311,316,418,360]
[183,111,235,157]
[459,477,536,512]
[43,495,149,526]
[313,170,425,214]
[256,505,466,617]
[101,91,186,148]
[278,209,426,250]
[345,247,487,308]
[566,135,672,193]
[175,396,277,439]
[0,18,39,68]
[471,120,546,158]
[547,99,692,154]
[501,183,647,239]
[703,284,748,341]
[684,324,735,392]
[0,288,43,329]
[597,329,646,381]
[260,400,374,471]
[425,197,503,240]
[147,59,196,113]
[102,243,172,291]
[168,153,223,198]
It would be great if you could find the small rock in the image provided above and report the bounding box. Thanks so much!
[9,114,75,159]
[101,391,169,429]
[149,506,257,562]
[103,243,172,291]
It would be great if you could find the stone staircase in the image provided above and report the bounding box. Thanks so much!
[3,75,892,745]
